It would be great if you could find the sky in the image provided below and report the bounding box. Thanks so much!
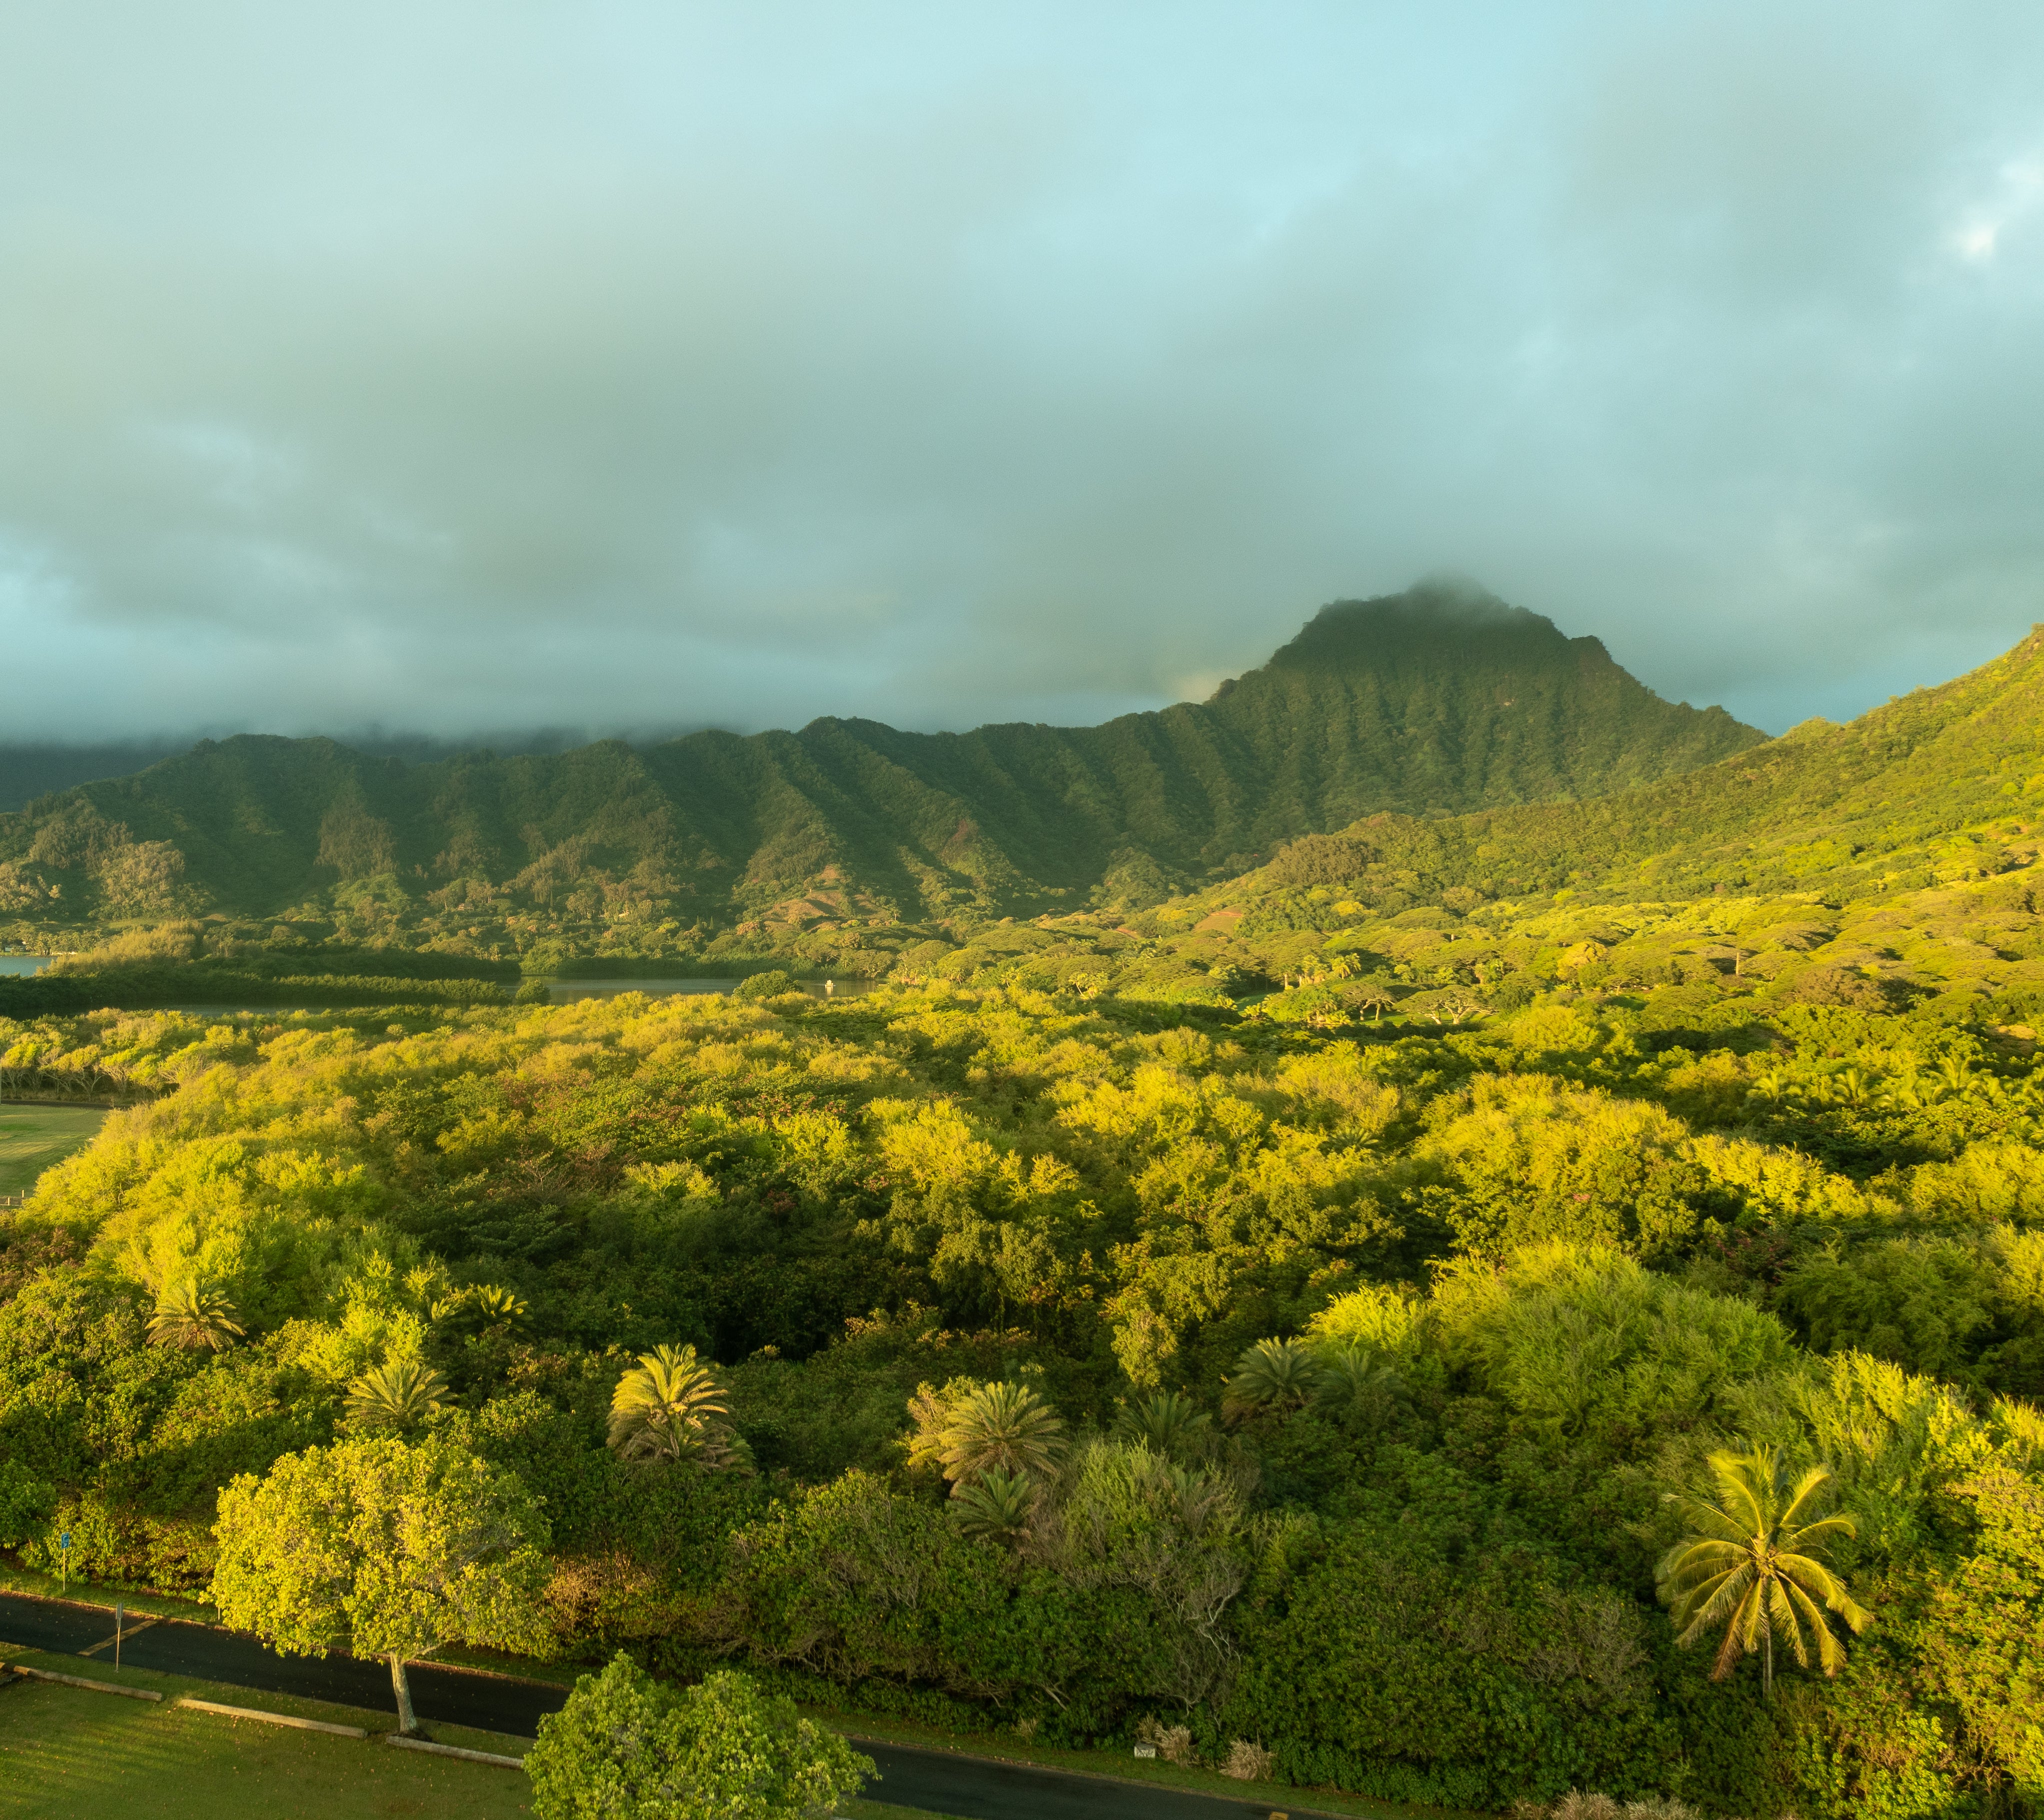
[1,2,2042,744]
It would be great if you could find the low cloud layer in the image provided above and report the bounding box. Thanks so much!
[1,1,2041,741]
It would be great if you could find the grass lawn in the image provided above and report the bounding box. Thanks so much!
[0,1646,955,1820]
[0,1104,107,1196]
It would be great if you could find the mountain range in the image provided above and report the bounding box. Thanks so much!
[0,582,1760,944]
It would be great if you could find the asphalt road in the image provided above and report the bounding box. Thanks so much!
[0,1591,1303,1820]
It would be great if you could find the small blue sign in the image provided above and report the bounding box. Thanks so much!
[57,1532,70,1550]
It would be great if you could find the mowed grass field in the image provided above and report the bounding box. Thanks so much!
[0,1652,950,1820]
[0,1104,107,1196]
[0,1682,533,1820]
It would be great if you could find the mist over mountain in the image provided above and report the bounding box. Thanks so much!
[0,582,1759,942]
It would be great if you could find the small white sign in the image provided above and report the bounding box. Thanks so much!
[1133,1744,1157,1758]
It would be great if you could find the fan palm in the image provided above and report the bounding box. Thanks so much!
[1657,1444,1871,1697]
[1222,1337,1325,1424]
[1113,1390,1214,1460]
[607,1344,746,1468]
[344,1358,449,1430]
[146,1280,244,1352]
[951,1468,1038,1543]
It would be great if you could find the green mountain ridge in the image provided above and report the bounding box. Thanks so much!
[1208,619,2044,919]
[0,580,1760,944]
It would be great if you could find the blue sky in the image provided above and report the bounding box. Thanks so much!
[1,1,2041,740]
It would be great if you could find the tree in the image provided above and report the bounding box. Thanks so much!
[1112,1390,1214,1461]
[607,1344,749,1468]
[1222,1337,1325,1423]
[212,1436,551,1734]
[1656,1443,1871,1697]
[905,1379,1064,1485]
[147,1279,243,1351]
[1313,1339,1407,1416]
[950,1466,1037,1543]
[525,1652,872,1820]
[345,1358,450,1432]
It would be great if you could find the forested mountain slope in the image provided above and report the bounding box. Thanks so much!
[1210,620,2044,919]
[0,582,1757,940]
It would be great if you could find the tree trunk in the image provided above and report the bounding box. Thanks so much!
[389,1653,419,1736]
[1762,1624,1773,1701]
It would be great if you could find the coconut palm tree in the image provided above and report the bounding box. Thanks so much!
[1112,1390,1214,1461]
[344,1358,450,1431]
[607,1344,747,1468]
[951,1467,1038,1543]
[146,1280,244,1352]
[1222,1337,1325,1424]
[1657,1444,1871,1697]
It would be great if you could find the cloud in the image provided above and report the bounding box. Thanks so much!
[0,0,2041,741]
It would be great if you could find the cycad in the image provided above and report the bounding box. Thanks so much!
[939,1381,1065,1484]
[907,1380,1065,1485]
[1314,1340,1406,1408]
[1112,1390,1214,1460]
[951,1468,1038,1543]
[1222,1337,1325,1424]
[1657,1444,1871,1697]
[432,1284,530,1335]
[147,1280,244,1352]
[344,1358,449,1430]
[607,1344,747,1468]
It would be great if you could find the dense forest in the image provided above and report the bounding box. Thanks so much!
[3,940,2043,1814]
[3,598,2043,1816]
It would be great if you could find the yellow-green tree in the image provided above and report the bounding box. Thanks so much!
[212,1437,551,1734]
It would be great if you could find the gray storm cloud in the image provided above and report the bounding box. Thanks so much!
[0,0,2041,740]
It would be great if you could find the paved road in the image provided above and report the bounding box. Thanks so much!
[0,1592,1302,1820]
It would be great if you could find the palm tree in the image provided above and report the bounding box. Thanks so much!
[1222,1338,1325,1424]
[344,1358,450,1430]
[147,1280,244,1352]
[1657,1444,1871,1697]
[470,1284,528,1331]
[907,1380,1065,1485]
[607,1344,747,1468]
[1314,1339,1406,1410]
[433,1284,530,1336]
[1112,1390,1214,1460]
[951,1468,1038,1543]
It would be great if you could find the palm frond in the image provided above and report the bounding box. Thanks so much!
[1222,1338,1325,1423]
[1112,1390,1213,1460]
[345,1358,449,1430]
[1658,1442,1869,1698]
[607,1344,746,1468]
[147,1280,244,1351]
[951,1468,1037,1543]
[936,1381,1064,1483]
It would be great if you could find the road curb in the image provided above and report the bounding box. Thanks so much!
[176,1695,368,1738]
[387,1733,527,1768]
[8,1665,162,1701]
